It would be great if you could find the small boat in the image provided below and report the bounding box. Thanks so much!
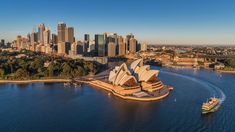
[174,98,177,102]
[202,97,220,114]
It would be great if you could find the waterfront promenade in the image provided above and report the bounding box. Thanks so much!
[88,80,171,101]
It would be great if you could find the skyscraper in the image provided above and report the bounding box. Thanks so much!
[125,33,134,53]
[30,32,38,51]
[77,41,84,55]
[65,42,71,55]
[129,38,137,53]
[84,34,90,53]
[70,42,77,56]
[16,35,22,49]
[57,42,65,54]
[104,33,118,56]
[141,43,147,51]
[0,39,5,47]
[42,28,50,53]
[57,22,66,42]
[95,34,105,57]
[38,24,45,44]
[108,42,116,57]
[88,40,95,52]
[118,36,125,56]
[84,34,90,41]
[65,27,74,43]
[57,42,71,55]
[43,28,51,46]
[51,34,58,44]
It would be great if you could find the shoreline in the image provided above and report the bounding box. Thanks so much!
[216,70,235,74]
[88,80,170,102]
[160,65,235,74]
[0,79,71,84]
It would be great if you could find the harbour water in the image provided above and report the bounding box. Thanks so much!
[0,67,234,132]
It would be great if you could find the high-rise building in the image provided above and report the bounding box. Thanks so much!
[0,39,5,47]
[129,38,137,53]
[30,32,38,44]
[84,34,90,41]
[118,36,125,56]
[51,34,58,44]
[57,42,71,55]
[57,22,66,42]
[30,32,38,51]
[108,42,116,57]
[77,41,84,55]
[57,42,65,54]
[16,35,22,49]
[141,43,147,51]
[125,33,134,53]
[65,27,74,43]
[43,28,51,46]
[88,40,95,52]
[104,33,118,56]
[84,34,90,53]
[70,42,77,56]
[21,38,28,49]
[95,34,105,57]
[65,42,71,55]
[38,24,45,44]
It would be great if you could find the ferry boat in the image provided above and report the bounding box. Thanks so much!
[202,97,220,114]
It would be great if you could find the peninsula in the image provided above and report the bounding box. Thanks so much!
[82,59,173,101]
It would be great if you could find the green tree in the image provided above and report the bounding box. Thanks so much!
[0,69,5,79]
[15,68,28,80]
[225,60,235,67]
[47,63,55,77]
[61,63,72,77]
[72,66,84,77]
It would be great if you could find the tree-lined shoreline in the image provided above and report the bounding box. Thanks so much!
[0,50,103,80]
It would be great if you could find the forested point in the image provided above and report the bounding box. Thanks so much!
[0,50,103,80]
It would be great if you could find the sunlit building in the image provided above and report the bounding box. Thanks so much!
[84,34,90,53]
[57,22,66,42]
[16,35,22,49]
[43,28,50,47]
[38,24,45,44]
[129,38,137,53]
[51,34,58,44]
[69,42,77,56]
[130,59,163,92]
[108,42,116,57]
[57,42,65,54]
[141,43,148,51]
[65,27,74,43]
[95,34,105,57]
[118,36,125,56]
[109,63,138,87]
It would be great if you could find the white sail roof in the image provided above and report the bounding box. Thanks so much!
[108,63,137,86]
[130,59,143,72]
[130,59,159,82]
[108,58,160,85]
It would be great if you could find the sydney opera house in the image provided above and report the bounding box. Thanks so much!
[105,59,172,100]
[89,59,172,101]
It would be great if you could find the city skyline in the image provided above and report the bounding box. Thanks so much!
[1,0,235,45]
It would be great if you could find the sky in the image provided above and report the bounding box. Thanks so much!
[0,0,235,45]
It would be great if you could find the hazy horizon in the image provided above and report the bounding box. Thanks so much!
[0,0,235,45]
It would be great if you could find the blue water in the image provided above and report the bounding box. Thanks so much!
[0,67,234,132]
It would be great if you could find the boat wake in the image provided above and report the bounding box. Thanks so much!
[160,70,226,104]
